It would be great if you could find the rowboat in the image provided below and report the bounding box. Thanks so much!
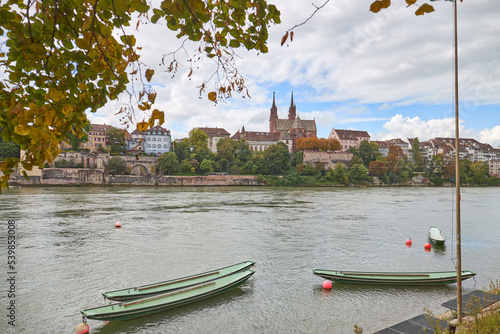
[103,261,255,301]
[82,270,255,321]
[429,226,446,244]
[313,269,476,286]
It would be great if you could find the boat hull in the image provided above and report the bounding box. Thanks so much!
[429,226,446,244]
[103,261,255,301]
[82,270,254,321]
[313,270,476,286]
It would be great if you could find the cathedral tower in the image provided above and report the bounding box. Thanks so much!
[269,92,278,133]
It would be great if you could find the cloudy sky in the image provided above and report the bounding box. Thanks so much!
[89,0,500,147]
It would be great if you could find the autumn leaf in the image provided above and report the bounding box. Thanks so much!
[415,3,434,16]
[406,0,417,6]
[281,31,288,46]
[370,1,383,13]
[145,68,154,82]
[137,121,149,132]
[208,91,217,102]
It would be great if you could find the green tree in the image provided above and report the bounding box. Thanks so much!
[217,137,237,173]
[157,152,179,175]
[107,128,127,155]
[108,157,127,176]
[244,152,268,175]
[0,127,20,160]
[172,139,191,162]
[200,159,214,174]
[0,1,281,188]
[68,123,91,151]
[358,140,378,167]
[332,162,349,185]
[410,137,425,172]
[188,129,208,151]
[348,163,369,185]
[264,142,291,175]
[178,159,193,174]
[470,161,489,185]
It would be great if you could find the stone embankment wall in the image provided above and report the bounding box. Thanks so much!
[9,168,259,186]
[303,151,353,169]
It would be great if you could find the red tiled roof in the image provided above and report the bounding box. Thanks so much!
[198,127,231,137]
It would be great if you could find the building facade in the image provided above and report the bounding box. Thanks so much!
[143,125,172,156]
[328,128,370,152]
[198,127,231,153]
[231,126,293,152]
[80,123,112,152]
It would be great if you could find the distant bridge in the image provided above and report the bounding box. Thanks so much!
[120,156,157,176]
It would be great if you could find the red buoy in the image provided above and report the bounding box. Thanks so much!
[115,221,122,228]
[76,323,89,334]
[322,280,333,289]
[424,242,431,249]
[405,238,412,246]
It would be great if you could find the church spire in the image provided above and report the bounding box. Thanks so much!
[288,91,296,120]
[269,91,278,133]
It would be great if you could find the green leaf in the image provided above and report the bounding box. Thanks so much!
[131,0,149,13]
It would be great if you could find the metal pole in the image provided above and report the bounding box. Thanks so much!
[454,0,462,324]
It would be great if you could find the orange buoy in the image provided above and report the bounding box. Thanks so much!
[115,221,122,228]
[322,280,333,289]
[76,323,89,334]
[424,242,431,249]
[405,238,412,246]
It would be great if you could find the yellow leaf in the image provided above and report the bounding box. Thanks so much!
[14,124,29,136]
[62,105,73,115]
[137,121,149,132]
[208,92,217,102]
[48,90,64,102]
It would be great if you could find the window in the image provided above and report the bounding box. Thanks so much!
[164,144,168,149]
[148,144,151,148]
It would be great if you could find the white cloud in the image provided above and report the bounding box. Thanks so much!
[479,126,500,148]
[86,0,500,145]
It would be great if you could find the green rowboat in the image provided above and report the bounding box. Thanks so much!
[313,269,476,286]
[82,270,255,321]
[103,261,255,301]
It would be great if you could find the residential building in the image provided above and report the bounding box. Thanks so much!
[143,125,172,156]
[198,127,231,153]
[371,140,390,156]
[489,159,500,177]
[231,126,293,153]
[127,129,145,154]
[81,123,112,152]
[328,128,370,152]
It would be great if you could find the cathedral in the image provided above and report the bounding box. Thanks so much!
[232,92,317,152]
[269,92,317,151]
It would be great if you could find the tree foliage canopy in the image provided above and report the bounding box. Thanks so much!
[0,0,280,188]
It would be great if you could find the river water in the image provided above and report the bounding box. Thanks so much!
[0,186,499,334]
